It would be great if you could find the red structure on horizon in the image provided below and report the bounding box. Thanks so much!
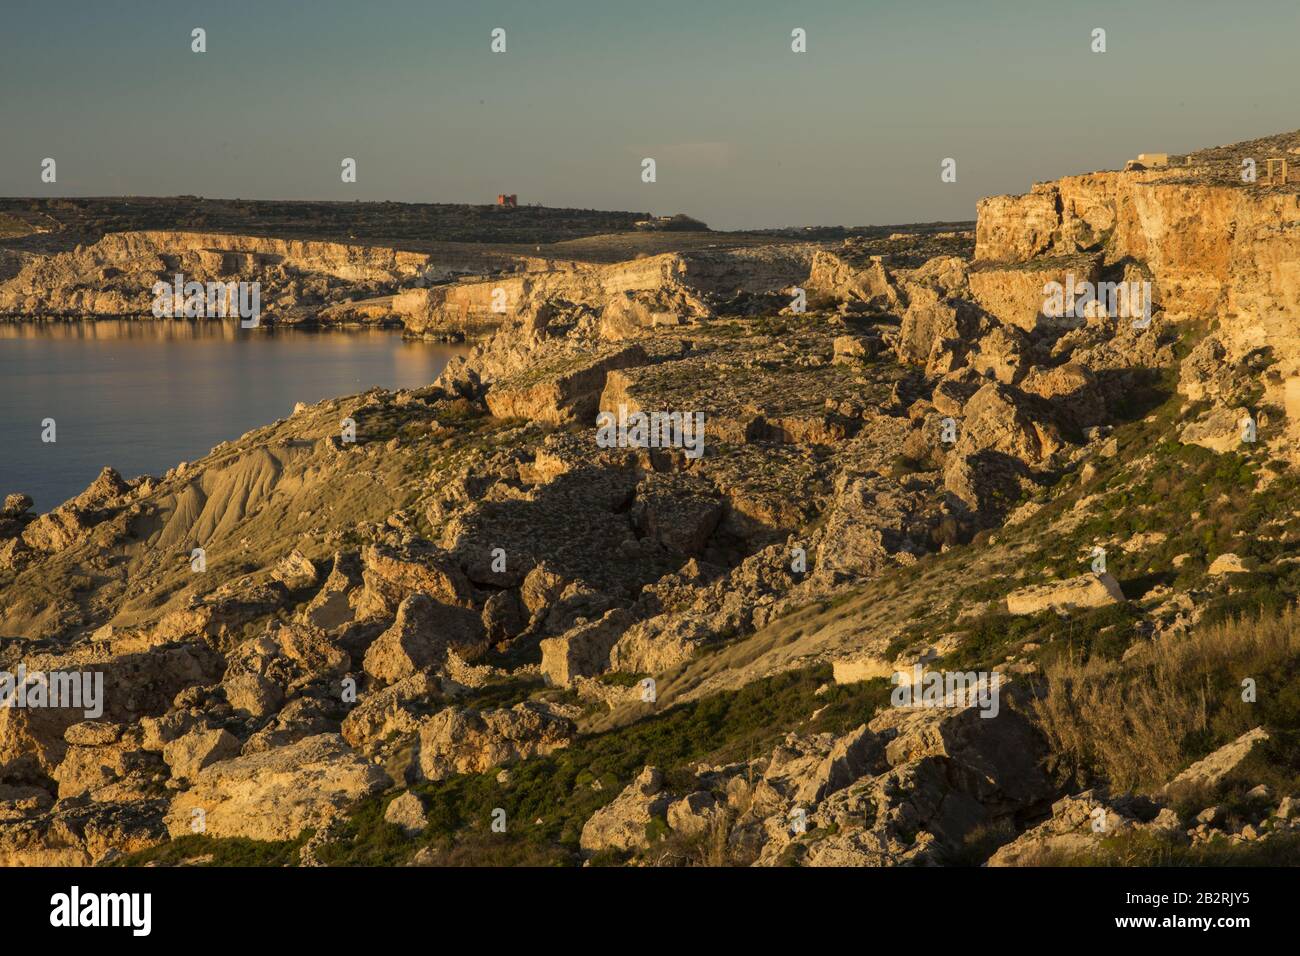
[496,193,517,208]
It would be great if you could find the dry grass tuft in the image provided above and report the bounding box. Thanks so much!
[1031,605,1300,792]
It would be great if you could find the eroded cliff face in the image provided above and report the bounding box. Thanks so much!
[394,253,696,335]
[977,172,1300,330]
[975,140,1300,447]
[393,246,813,335]
[0,229,814,341]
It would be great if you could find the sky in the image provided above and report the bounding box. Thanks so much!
[2,0,1298,230]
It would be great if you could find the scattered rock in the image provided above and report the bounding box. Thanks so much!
[384,791,427,835]
[1207,553,1249,576]
[1006,572,1125,615]
[1166,727,1269,792]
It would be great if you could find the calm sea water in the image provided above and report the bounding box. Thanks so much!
[0,321,467,511]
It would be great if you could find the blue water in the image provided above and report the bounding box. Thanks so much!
[0,321,466,510]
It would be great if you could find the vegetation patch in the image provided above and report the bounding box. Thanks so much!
[312,666,891,866]
[1031,605,1300,793]
[113,833,308,868]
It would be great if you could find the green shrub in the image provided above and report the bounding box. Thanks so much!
[1038,829,1300,866]
[313,667,891,866]
[113,833,308,868]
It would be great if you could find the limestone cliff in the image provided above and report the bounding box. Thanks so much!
[975,129,1300,441]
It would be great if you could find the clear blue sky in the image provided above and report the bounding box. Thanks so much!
[2,0,1297,230]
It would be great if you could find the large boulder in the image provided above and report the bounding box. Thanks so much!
[757,698,1052,866]
[539,609,633,687]
[520,563,568,618]
[416,702,574,781]
[241,696,342,755]
[53,725,158,800]
[0,641,222,773]
[1165,727,1269,793]
[805,250,901,308]
[70,466,131,511]
[298,551,363,631]
[599,293,662,340]
[1020,362,1106,430]
[0,800,167,867]
[481,590,528,644]
[867,697,1052,809]
[165,734,388,840]
[340,672,440,752]
[1006,572,1125,616]
[484,344,650,424]
[1207,553,1250,576]
[384,791,428,836]
[987,790,1160,866]
[270,622,351,686]
[967,256,1100,332]
[793,724,886,805]
[20,508,99,553]
[969,325,1030,384]
[667,791,725,838]
[354,544,475,619]
[955,382,1063,465]
[1,493,33,518]
[1180,406,1252,454]
[161,727,241,783]
[362,593,487,683]
[631,473,724,555]
[580,766,671,855]
[271,549,319,590]
[811,475,928,581]
[942,450,1030,517]
[221,671,284,719]
[896,288,985,375]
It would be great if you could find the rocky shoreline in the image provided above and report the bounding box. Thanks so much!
[3,130,1300,866]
